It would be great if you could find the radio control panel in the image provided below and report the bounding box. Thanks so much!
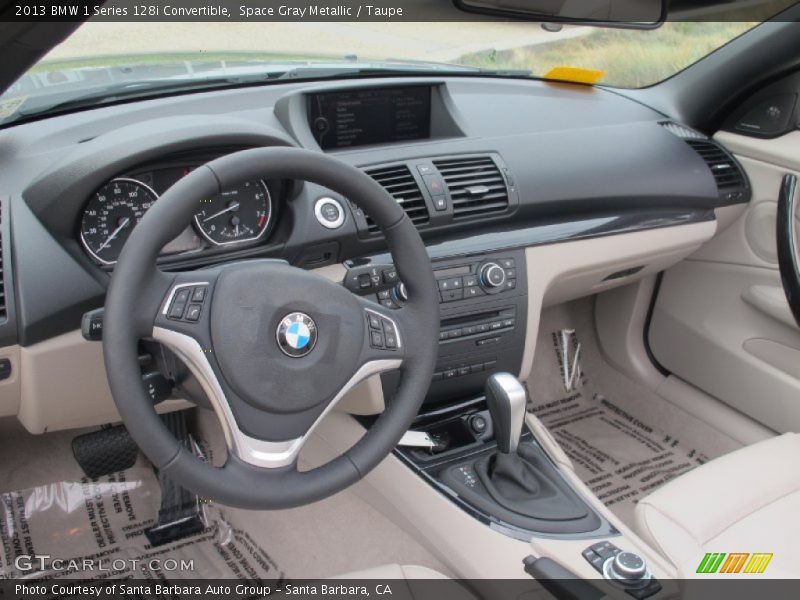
[344,249,527,405]
[344,256,520,309]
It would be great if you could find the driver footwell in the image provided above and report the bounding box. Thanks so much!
[0,465,285,581]
[0,416,451,581]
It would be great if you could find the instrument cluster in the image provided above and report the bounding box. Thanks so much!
[79,163,276,265]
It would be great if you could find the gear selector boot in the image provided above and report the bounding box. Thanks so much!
[478,373,582,518]
[441,373,601,533]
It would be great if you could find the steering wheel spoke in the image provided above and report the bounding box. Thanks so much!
[148,269,302,470]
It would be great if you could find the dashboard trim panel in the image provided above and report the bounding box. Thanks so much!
[359,208,715,265]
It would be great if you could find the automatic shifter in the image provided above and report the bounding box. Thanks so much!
[481,373,551,504]
[439,373,598,532]
[441,373,600,533]
[485,372,527,454]
[477,373,580,521]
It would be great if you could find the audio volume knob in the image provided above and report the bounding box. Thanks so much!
[479,262,506,289]
[392,282,408,303]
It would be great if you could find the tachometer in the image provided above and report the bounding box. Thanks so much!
[80,178,158,265]
[193,179,272,246]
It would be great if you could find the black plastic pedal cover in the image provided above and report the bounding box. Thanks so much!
[144,487,205,547]
[71,425,139,479]
[145,410,207,547]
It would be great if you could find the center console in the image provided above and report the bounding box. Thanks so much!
[346,250,609,539]
[345,248,528,404]
[393,377,612,541]
[344,251,664,594]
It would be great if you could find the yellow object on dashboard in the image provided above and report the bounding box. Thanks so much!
[543,66,606,85]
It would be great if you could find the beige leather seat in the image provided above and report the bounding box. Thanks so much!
[331,565,472,599]
[331,564,453,579]
[635,433,800,577]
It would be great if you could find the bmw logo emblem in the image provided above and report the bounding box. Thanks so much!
[276,312,318,358]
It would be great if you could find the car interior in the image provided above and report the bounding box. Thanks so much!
[0,3,799,597]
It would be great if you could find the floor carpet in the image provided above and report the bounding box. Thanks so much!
[528,299,741,528]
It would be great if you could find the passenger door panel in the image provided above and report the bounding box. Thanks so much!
[649,131,800,432]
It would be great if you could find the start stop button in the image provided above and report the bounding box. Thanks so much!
[314,197,345,229]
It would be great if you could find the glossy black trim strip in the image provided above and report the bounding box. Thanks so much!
[644,272,670,377]
[0,196,18,346]
[393,434,619,542]
[352,208,715,265]
[776,174,800,327]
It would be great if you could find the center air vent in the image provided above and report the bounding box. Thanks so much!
[363,164,429,234]
[686,140,747,194]
[433,155,509,218]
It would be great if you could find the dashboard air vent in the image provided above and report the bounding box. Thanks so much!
[686,140,747,192]
[0,200,5,322]
[433,155,509,218]
[659,121,706,140]
[363,164,429,233]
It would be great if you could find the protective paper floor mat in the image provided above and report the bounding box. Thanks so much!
[0,466,284,583]
[530,328,711,527]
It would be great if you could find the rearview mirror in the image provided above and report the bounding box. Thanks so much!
[452,0,667,28]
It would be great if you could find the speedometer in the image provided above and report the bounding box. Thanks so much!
[193,179,272,246]
[80,178,158,265]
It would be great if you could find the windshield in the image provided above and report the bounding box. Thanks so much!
[0,21,757,126]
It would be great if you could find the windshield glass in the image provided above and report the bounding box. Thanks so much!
[0,21,757,125]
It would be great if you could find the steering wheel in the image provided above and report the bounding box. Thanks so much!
[103,147,439,509]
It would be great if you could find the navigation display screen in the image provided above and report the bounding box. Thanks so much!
[308,86,432,150]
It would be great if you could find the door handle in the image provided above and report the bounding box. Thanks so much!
[742,284,799,330]
[776,174,800,327]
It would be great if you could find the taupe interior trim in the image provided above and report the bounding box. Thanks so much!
[650,134,800,434]
[18,330,191,433]
[519,221,716,383]
[654,375,774,447]
[716,130,800,172]
[0,347,20,417]
[594,276,665,392]
[742,284,800,330]
[594,276,776,446]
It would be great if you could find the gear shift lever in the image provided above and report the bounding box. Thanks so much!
[485,372,527,454]
[440,373,597,531]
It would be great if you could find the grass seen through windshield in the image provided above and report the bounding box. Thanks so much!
[13,21,759,101]
[457,22,757,88]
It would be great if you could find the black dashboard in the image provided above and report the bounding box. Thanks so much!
[0,76,752,350]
